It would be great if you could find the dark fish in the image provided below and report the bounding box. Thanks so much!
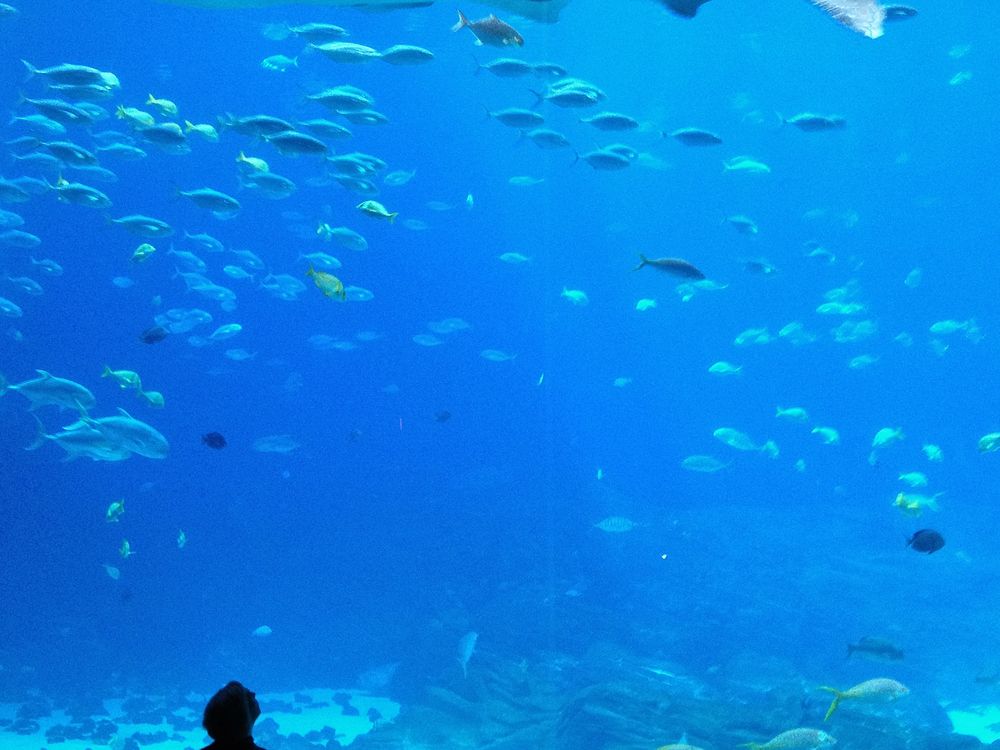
[847,637,904,661]
[907,528,944,554]
[633,254,706,279]
[667,127,723,146]
[139,325,169,344]
[434,410,452,423]
[202,432,227,449]
[781,113,847,132]
[658,0,712,17]
[883,4,917,20]
[451,10,524,47]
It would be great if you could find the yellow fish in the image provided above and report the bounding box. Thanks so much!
[306,265,346,300]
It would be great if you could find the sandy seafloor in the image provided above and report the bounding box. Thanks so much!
[0,688,398,750]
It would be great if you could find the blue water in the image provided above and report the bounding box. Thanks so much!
[1,0,999,725]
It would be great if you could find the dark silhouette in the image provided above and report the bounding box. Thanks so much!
[202,432,227,449]
[201,681,266,750]
[139,325,169,344]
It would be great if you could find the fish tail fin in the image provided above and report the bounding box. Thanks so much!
[25,413,47,451]
[819,687,843,721]
[451,10,469,32]
[388,212,398,224]
[528,88,544,108]
[846,644,854,658]
[146,93,156,105]
[20,59,37,82]
[633,253,648,271]
[184,120,196,133]
[775,111,787,127]
[481,104,492,120]
[100,365,112,378]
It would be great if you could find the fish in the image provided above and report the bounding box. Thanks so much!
[451,11,524,47]
[306,266,346,300]
[906,529,944,554]
[668,127,722,146]
[252,625,273,637]
[680,455,729,473]
[27,416,133,462]
[139,326,169,344]
[457,631,478,677]
[657,0,712,17]
[0,370,96,412]
[379,44,435,65]
[743,728,836,750]
[781,112,847,131]
[80,409,170,459]
[819,678,909,720]
[202,431,227,449]
[310,41,382,63]
[713,428,779,458]
[633,254,705,279]
[178,188,241,217]
[253,434,301,453]
[847,637,904,661]
[883,4,917,21]
[806,0,886,39]
[475,57,533,77]
[579,112,639,131]
[594,516,644,533]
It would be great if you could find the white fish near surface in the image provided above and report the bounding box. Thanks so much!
[457,631,478,678]
[252,625,273,637]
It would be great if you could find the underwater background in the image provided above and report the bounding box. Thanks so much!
[2,0,1000,747]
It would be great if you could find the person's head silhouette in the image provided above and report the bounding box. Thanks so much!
[203,681,261,744]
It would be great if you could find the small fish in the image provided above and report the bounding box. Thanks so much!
[847,637,904,661]
[356,200,397,223]
[252,625,273,637]
[594,516,644,533]
[633,254,705,279]
[560,287,588,306]
[177,529,187,549]
[202,431,227,449]
[451,11,523,47]
[457,631,478,678]
[105,499,126,522]
[680,455,729,473]
[261,54,298,72]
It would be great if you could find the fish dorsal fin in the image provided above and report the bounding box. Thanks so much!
[117,407,134,418]
[35,369,51,378]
